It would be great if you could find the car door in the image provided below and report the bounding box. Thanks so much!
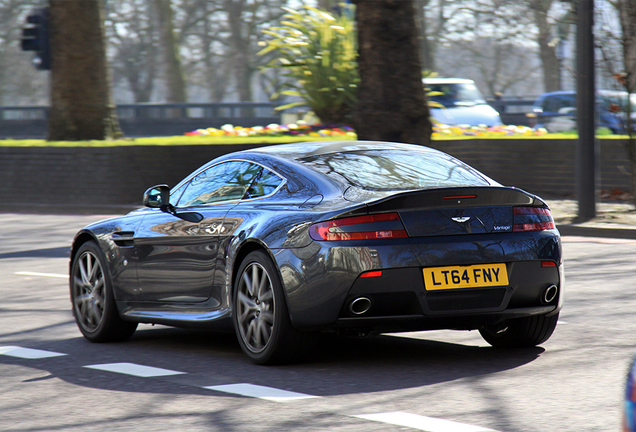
[134,160,262,303]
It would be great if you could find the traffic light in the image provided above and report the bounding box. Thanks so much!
[20,8,50,71]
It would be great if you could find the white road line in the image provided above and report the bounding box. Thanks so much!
[84,362,185,378]
[353,412,498,432]
[204,383,319,402]
[0,346,67,359]
[15,271,68,279]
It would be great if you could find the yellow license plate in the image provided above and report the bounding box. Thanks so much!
[423,263,509,291]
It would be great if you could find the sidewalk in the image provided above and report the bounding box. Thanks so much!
[547,199,636,239]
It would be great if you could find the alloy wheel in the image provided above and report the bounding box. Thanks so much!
[72,250,105,332]
[236,262,276,353]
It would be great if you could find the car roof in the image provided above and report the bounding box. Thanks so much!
[422,78,475,85]
[246,140,441,161]
[535,90,627,100]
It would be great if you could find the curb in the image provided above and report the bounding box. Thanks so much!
[1,203,140,215]
[557,224,636,240]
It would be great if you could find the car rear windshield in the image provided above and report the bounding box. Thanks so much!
[298,150,492,191]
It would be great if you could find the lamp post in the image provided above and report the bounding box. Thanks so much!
[576,0,597,220]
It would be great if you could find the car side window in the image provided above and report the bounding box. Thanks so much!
[177,161,262,207]
[169,183,188,207]
[246,168,283,199]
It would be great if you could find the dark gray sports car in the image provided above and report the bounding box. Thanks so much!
[70,141,563,364]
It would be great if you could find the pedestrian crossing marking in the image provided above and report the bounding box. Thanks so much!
[353,412,498,432]
[84,362,185,377]
[204,383,318,402]
[0,346,66,359]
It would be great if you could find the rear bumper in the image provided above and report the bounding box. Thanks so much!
[334,305,558,333]
[274,230,563,331]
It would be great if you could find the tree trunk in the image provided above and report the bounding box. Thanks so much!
[48,0,122,141]
[618,0,636,91]
[414,0,435,72]
[155,0,186,103]
[531,0,561,92]
[226,0,253,116]
[352,0,432,145]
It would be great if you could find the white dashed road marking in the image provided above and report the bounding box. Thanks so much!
[205,383,319,402]
[1,346,497,428]
[0,346,67,359]
[84,362,186,378]
[15,271,68,279]
[353,412,498,432]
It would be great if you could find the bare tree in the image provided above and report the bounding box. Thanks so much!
[438,0,542,95]
[527,0,563,92]
[106,0,158,103]
[155,0,186,102]
[181,1,230,102]
[352,0,432,145]
[414,0,451,72]
[48,0,122,140]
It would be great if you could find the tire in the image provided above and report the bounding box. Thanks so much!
[232,250,313,365]
[479,313,559,348]
[70,242,138,342]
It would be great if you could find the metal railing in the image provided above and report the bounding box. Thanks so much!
[0,99,539,138]
[0,102,282,138]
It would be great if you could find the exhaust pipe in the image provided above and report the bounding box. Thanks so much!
[542,285,558,304]
[348,297,372,315]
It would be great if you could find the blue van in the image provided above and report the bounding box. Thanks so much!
[532,90,636,134]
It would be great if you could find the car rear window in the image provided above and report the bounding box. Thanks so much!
[298,150,492,191]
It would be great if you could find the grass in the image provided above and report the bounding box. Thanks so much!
[0,128,626,147]
[0,135,357,147]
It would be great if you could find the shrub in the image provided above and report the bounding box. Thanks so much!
[258,4,358,124]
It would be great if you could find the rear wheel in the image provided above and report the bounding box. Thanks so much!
[479,313,559,348]
[232,250,313,364]
[70,242,137,342]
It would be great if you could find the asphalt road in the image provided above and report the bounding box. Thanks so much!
[0,213,634,432]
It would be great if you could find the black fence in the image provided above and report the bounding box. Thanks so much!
[486,97,537,127]
[0,98,537,139]
[0,102,281,139]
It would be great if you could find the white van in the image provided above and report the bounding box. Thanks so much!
[423,78,503,127]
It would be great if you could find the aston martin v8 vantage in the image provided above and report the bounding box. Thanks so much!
[70,141,563,364]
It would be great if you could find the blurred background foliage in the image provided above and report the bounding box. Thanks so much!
[2,0,635,111]
[257,4,357,124]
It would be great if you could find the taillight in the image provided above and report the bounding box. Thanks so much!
[309,213,408,241]
[513,207,555,232]
[360,270,383,278]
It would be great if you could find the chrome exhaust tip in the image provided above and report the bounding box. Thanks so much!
[348,297,372,315]
[542,285,558,304]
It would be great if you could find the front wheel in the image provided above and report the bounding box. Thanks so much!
[70,242,138,342]
[479,313,559,348]
[232,250,313,364]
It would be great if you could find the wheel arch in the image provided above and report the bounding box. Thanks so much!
[229,239,293,311]
[230,239,277,292]
[69,231,99,270]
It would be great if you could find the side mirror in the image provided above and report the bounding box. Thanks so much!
[143,185,170,209]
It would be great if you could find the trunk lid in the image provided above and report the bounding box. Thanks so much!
[364,186,545,237]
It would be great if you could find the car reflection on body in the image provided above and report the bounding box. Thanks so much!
[69,141,563,364]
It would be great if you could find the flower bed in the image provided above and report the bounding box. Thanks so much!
[185,122,549,139]
[185,122,356,138]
